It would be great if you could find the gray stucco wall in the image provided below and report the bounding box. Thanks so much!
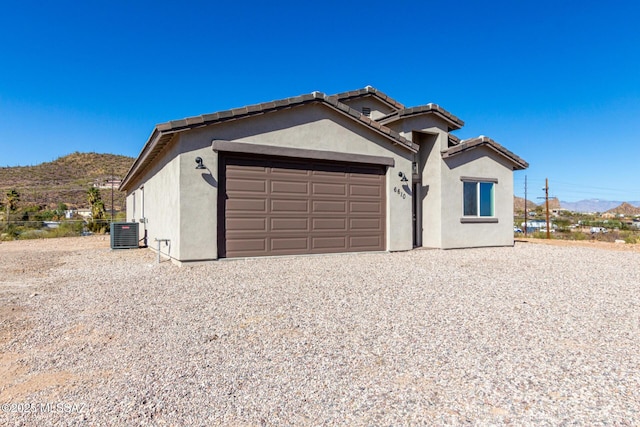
[385,114,452,137]
[339,97,397,120]
[440,146,516,248]
[125,138,182,260]
[159,103,415,262]
[413,129,448,248]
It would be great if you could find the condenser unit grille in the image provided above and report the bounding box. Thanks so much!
[110,222,139,249]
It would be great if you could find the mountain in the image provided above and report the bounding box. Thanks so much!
[547,197,561,210]
[514,196,561,212]
[0,152,134,210]
[606,202,640,216]
[560,199,640,213]
[514,196,538,212]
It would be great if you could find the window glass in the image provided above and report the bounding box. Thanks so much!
[463,182,478,216]
[479,182,494,216]
[463,181,495,217]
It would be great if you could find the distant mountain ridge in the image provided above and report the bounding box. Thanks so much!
[0,152,134,210]
[514,197,640,214]
[560,199,640,213]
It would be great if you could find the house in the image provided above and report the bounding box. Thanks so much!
[76,209,93,220]
[522,219,556,233]
[120,86,527,264]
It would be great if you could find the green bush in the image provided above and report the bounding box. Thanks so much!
[46,221,84,238]
[570,232,588,241]
[17,229,47,240]
[532,231,553,239]
[624,235,640,244]
[0,224,20,240]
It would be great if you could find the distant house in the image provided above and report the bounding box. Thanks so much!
[76,209,92,219]
[522,219,555,232]
[551,208,569,217]
[94,179,122,189]
[120,86,527,264]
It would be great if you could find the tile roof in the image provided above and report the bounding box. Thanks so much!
[378,104,465,130]
[153,91,417,150]
[331,86,405,110]
[120,91,417,191]
[441,136,528,170]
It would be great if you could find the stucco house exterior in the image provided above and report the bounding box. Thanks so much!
[120,86,527,264]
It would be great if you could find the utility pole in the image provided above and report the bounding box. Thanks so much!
[111,169,114,223]
[524,175,528,237]
[544,178,550,240]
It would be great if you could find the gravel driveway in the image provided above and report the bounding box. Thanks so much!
[1,237,639,426]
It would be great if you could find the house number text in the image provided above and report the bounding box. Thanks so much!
[393,187,407,199]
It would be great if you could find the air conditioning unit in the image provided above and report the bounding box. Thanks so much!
[110,222,140,249]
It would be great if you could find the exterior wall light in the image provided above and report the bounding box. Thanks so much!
[195,157,206,170]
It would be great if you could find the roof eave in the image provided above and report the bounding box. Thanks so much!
[378,104,465,130]
[441,136,528,170]
[332,86,405,111]
[120,92,418,190]
[119,128,163,192]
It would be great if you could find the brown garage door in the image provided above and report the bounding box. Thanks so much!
[219,154,386,258]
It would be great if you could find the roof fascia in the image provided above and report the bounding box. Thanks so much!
[379,104,465,130]
[331,86,404,111]
[441,136,529,170]
[120,128,163,191]
[120,91,418,190]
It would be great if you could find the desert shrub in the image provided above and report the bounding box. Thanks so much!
[17,229,47,240]
[624,234,640,244]
[0,224,21,240]
[531,231,553,239]
[574,232,587,240]
[46,221,84,238]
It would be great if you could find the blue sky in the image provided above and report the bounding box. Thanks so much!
[1,0,639,202]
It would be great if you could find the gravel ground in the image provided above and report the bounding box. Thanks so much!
[1,236,639,426]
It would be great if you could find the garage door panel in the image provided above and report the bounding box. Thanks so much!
[312,182,347,196]
[271,237,309,251]
[312,168,347,178]
[271,199,309,213]
[350,235,383,250]
[311,236,347,250]
[226,217,267,232]
[226,178,267,193]
[271,218,309,231]
[350,183,382,197]
[222,155,385,258]
[312,200,347,213]
[227,198,267,213]
[271,162,310,175]
[271,180,309,195]
[312,218,347,231]
[225,238,267,254]
[350,218,382,231]
[350,201,382,214]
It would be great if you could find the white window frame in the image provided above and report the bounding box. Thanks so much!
[131,191,136,221]
[460,177,498,223]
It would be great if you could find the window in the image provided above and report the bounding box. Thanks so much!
[463,180,495,217]
[131,191,136,221]
[362,107,371,117]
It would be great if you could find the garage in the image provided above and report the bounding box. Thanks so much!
[219,154,386,258]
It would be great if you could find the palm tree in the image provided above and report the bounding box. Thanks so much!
[5,189,20,224]
[87,187,106,229]
[87,187,101,207]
